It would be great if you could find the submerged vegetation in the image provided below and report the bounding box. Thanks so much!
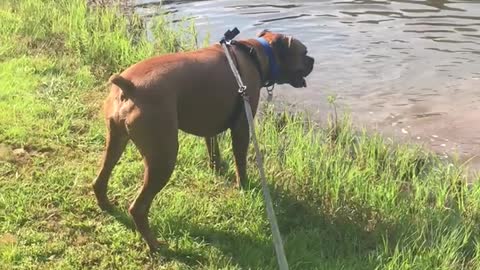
[1,0,480,269]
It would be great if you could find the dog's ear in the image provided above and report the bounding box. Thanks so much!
[257,29,270,37]
[272,35,290,55]
[287,36,293,48]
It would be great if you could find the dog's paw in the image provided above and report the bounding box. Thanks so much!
[148,239,169,253]
[97,199,114,212]
[234,180,246,190]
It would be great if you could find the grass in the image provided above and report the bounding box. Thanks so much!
[1,0,480,269]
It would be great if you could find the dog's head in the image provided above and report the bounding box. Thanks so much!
[257,30,314,88]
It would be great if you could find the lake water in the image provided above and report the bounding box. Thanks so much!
[135,0,480,169]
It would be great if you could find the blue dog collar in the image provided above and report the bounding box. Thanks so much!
[256,37,280,83]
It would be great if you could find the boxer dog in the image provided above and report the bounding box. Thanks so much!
[92,30,314,251]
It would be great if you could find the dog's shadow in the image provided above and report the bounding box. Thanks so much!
[108,179,447,269]
[106,206,136,231]
[141,182,389,269]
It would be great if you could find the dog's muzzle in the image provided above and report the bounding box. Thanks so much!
[291,55,314,88]
[304,56,314,77]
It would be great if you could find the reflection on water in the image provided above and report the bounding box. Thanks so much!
[134,0,480,167]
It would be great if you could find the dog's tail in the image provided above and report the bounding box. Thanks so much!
[109,74,135,98]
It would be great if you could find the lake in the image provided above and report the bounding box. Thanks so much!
[135,0,480,168]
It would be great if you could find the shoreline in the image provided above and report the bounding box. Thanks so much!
[268,91,480,177]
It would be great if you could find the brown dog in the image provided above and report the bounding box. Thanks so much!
[92,30,314,251]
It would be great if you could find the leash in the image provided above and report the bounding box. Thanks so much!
[220,28,289,270]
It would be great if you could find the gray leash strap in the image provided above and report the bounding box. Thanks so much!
[221,42,289,270]
[242,97,289,270]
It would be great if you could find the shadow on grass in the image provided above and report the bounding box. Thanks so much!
[149,243,211,267]
[104,179,472,269]
[106,206,136,231]
[148,183,383,269]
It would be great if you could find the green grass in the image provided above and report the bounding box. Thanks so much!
[1,0,480,269]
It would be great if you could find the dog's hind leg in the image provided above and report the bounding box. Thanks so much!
[205,136,221,172]
[128,115,178,251]
[93,119,129,211]
[231,113,250,189]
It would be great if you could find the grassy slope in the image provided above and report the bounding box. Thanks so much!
[1,1,480,269]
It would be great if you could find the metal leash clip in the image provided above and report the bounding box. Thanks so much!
[266,85,274,102]
[239,85,247,95]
